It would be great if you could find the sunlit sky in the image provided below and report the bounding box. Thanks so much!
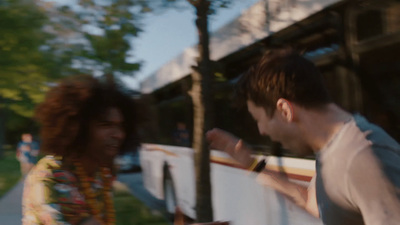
[122,0,260,90]
[45,0,260,90]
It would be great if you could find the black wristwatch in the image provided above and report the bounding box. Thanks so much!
[253,159,266,172]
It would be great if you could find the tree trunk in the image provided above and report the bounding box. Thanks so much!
[189,0,214,222]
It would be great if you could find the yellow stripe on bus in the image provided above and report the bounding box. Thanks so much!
[144,146,178,157]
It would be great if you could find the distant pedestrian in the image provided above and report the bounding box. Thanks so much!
[173,122,190,147]
[16,133,39,176]
[22,75,138,225]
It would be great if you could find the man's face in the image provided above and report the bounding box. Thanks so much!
[86,107,126,164]
[247,100,311,156]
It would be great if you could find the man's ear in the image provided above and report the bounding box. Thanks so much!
[276,98,294,122]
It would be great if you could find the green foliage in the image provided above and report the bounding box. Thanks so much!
[0,146,21,198]
[5,110,39,145]
[0,0,148,147]
[0,0,57,118]
[0,1,46,65]
[135,0,232,15]
[45,0,143,79]
[85,29,141,74]
[0,0,64,151]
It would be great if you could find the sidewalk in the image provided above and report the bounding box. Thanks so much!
[0,178,23,225]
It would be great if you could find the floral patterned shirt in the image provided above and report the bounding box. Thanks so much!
[22,155,113,225]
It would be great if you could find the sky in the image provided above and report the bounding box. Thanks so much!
[122,0,260,90]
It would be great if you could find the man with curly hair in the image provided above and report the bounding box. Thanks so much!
[22,75,138,225]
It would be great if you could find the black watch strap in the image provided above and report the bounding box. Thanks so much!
[253,159,266,172]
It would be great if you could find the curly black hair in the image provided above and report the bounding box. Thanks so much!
[35,75,138,158]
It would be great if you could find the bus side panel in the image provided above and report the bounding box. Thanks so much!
[140,144,197,218]
[163,146,196,219]
[211,164,269,224]
[139,144,166,200]
[211,154,323,225]
[141,144,323,224]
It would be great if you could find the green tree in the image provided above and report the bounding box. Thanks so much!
[0,0,56,155]
[42,0,142,84]
[0,0,53,113]
[0,0,146,155]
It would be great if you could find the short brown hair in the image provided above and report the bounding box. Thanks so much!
[236,48,331,116]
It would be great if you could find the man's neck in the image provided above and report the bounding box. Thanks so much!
[300,104,352,153]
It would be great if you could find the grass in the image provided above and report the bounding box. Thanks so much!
[0,146,21,198]
[113,182,170,225]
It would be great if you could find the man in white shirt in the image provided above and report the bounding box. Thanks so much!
[206,49,400,225]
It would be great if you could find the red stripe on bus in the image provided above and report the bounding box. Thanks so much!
[285,173,313,182]
[144,148,313,182]
[143,147,178,157]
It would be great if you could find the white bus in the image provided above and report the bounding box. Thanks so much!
[140,143,321,225]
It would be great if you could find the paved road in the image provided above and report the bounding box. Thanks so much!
[0,178,23,225]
